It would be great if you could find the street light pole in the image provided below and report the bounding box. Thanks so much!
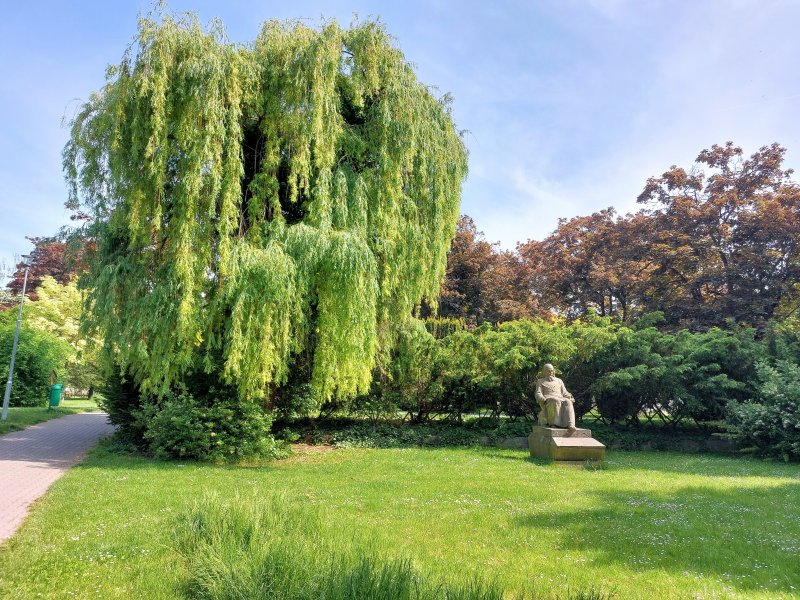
[2,263,30,420]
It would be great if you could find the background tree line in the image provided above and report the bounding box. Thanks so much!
[444,143,800,332]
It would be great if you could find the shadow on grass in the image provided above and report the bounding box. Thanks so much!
[513,481,800,595]
[486,446,800,480]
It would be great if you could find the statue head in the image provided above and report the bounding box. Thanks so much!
[543,363,555,377]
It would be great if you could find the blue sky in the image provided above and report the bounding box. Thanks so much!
[2,0,800,276]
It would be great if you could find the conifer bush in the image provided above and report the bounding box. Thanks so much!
[727,360,800,461]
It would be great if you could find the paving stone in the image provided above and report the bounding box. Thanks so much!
[0,412,114,543]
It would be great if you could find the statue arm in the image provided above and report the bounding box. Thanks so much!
[560,379,573,400]
[534,381,545,403]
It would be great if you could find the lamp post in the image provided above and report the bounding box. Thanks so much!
[2,257,31,420]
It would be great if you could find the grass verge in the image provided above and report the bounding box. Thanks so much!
[0,397,99,436]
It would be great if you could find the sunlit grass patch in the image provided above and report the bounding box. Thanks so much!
[0,446,797,599]
[176,492,509,600]
[0,397,99,435]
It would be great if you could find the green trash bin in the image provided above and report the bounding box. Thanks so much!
[49,384,63,408]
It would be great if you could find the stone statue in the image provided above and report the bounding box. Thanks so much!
[535,363,576,433]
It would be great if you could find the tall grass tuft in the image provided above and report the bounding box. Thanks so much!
[174,493,506,600]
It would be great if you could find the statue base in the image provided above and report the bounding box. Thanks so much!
[528,426,605,464]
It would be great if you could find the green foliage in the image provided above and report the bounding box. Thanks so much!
[24,276,102,393]
[382,319,447,422]
[0,324,70,407]
[97,368,146,444]
[295,420,491,449]
[367,317,617,423]
[99,363,281,461]
[65,12,467,406]
[141,391,278,462]
[727,360,800,461]
[282,415,733,454]
[424,316,466,339]
[299,416,641,450]
[763,318,800,364]
[583,420,731,453]
[360,316,760,428]
[176,493,505,600]
[273,380,322,420]
[349,388,399,423]
[468,320,579,417]
[580,322,759,424]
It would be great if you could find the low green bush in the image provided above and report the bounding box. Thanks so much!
[588,325,758,425]
[727,360,800,461]
[359,316,759,428]
[280,415,734,455]
[99,364,282,462]
[142,392,279,461]
[279,417,533,449]
[97,368,146,444]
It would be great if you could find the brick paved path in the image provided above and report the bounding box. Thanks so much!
[0,413,115,543]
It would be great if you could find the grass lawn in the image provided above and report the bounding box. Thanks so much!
[0,397,100,436]
[0,446,797,599]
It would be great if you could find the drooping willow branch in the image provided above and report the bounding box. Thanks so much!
[65,12,468,402]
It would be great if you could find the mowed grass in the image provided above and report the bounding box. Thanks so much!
[0,397,99,435]
[0,446,798,599]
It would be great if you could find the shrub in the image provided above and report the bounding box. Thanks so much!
[0,323,70,406]
[309,315,761,428]
[368,317,624,423]
[97,368,146,444]
[272,380,322,420]
[100,365,281,462]
[386,320,448,423]
[764,319,800,364]
[587,325,758,425]
[350,388,400,423]
[727,360,800,461]
[141,391,278,462]
[593,365,650,423]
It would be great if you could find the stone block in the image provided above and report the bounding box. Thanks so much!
[528,426,605,463]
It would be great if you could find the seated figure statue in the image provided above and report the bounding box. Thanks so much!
[535,363,576,432]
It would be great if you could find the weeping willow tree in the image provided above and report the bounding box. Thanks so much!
[64,12,468,407]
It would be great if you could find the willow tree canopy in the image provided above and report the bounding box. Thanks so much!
[64,13,468,402]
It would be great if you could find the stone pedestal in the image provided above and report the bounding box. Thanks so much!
[528,426,605,464]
